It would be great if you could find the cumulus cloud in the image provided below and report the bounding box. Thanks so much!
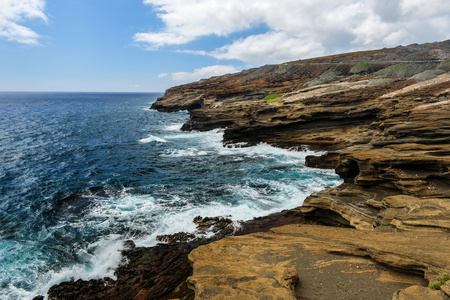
[171,65,240,82]
[136,0,450,63]
[208,32,324,65]
[0,0,48,45]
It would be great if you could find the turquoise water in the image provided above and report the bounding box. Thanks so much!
[0,92,342,299]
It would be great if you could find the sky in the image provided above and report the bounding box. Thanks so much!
[0,0,449,92]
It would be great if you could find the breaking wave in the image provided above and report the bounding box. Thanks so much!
[0,92,342,299]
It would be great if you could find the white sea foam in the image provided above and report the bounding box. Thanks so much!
[138,135,168,143]
[161,148,209,157]
[13,128,341,299]
[163,123,184,131]
[2,236,125,300]
[135,189,303,247]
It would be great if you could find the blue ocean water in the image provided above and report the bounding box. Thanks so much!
[0,92,342,299]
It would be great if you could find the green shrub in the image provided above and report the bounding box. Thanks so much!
[306,68,342,87]
[350,62,369,74]
[324,85,350,93]
[263,93,284,103]
[374,63,438,79]
[429,274,449,290]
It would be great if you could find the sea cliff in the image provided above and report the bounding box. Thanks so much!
[48,40,450,299]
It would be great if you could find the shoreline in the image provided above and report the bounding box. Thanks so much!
[46,40,450,299]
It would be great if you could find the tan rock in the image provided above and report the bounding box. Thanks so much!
[151,41,450,299]
[380,195,450,232]
[188,234,299,300]
[441,280,450,297]
[188,225,450,299]
[392,285,449,300]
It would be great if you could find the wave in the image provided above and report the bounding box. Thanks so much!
[138,135,168,143]
[7,148,341,299]
[163,123,184,131]
[161,148,209,157]
[6,236,125,300]
[0,95,343,300]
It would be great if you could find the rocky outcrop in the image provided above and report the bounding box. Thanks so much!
[151,40,450,299]
[301,73,450,232]
[188,224,450,299]
[47,210,306,300]
[152,41,450,234]
[48,40,450,299]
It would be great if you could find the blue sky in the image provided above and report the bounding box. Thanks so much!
[1,0,449,92]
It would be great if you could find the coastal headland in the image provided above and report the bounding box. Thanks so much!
[48,40,450,299]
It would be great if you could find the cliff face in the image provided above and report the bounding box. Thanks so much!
[152,40,450,299]
[152,41,450,227]
[48,41,450,300]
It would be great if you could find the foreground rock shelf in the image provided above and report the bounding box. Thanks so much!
[188,224,449,299]
[48,40,450,299]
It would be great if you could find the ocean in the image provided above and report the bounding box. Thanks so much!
[0,92,342,299]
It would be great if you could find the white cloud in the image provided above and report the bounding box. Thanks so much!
[171,65,240,82]
[208,32,324,65]
[134,32,191,49]
[157,73,168,78]
[137,0,450,64]
[0,0,48,45]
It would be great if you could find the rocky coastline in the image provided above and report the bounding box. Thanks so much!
[47,40,450,299]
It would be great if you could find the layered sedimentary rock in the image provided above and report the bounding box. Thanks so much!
[47,211,306,300]
[48,40,450,299]
[151,40,450,299]
[188,225,450,299]
[153,41,450,233]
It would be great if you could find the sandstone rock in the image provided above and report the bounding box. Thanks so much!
[392,285,449,300]
[47,211,307,300]
[152,41,450,299]
[189,224,449,299]
[442,280,450,297]
[50,40,450,299]
[150,41,450,299]
[379,195,450,232]
[305,152,340,169]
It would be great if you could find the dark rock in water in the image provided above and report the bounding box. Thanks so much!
[48,239,196,300]
[156,232,196,244]
[305,152,340,169]
[122,239,135,250]
[193,215,238,236]
[48,278,115,300]
[32,296,45,300]
[47,210,304,300]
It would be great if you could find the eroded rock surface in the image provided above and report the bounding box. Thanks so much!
[152,40,450,299]
[47,211,305,300]
[48,40,450,299]
[188,224,450,299]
